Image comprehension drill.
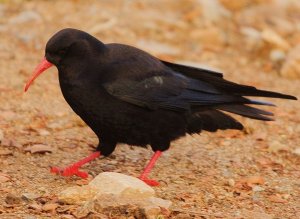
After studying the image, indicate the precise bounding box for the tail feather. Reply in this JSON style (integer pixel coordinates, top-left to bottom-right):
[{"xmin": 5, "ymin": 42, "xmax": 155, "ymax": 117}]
[
  {"xmin": 217, "ymin": 104, "xmax": 274, "ymax": 121},
  {"xmin": 162, "ymin": 60, "xmax": 297, "ymax": 127},
  {"xmin": 187, "ymin": 110, "xmax": 244, "ymax": 133},
  {"xmin": 249, "ymin": 100, "xmax": 276, "ymax": 106},
  {"xmin": 206, "ymin": 78, "xmax": 296, "ymax": 100}
]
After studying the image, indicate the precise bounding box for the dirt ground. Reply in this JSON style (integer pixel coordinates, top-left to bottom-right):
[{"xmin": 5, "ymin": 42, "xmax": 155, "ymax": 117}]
[{"xmin": 0, "ymin": 0, "xmax": 299, "ymax": 218}]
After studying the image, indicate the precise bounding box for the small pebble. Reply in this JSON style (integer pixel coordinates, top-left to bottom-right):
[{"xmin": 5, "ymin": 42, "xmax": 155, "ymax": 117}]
[
  {"xmin": 22, "ymin": 193, "xmax": 40, "ymax": 201},
  {"xmin": 252, "ymin": 185, "xmax": 265, "ymax": 192},
  {"xmin": 228, "ymin": 179, "xmax": 235, "ymax": 187},
  {"xmin": 42, "ymin": 203, "xmax": 58, "ymax": 212},
  {"xmin": 269, "ymin": 49, "xmax": 286, "ymax": 62},
  {"xmin": 293, "ymin": 148, "xmax": 300, "ymax": 156}
]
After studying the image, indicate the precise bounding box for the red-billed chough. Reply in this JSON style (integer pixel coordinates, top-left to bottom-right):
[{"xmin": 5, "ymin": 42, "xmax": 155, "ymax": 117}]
[{"xmin": 24, "ymin": 28, "xmax": 297, "ymax": 186}]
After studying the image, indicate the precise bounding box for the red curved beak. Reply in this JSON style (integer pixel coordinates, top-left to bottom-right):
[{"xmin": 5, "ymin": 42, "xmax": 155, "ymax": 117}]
[{"xmin": 24, "ymin": 57, "xmax": 53, "ymax": 92}]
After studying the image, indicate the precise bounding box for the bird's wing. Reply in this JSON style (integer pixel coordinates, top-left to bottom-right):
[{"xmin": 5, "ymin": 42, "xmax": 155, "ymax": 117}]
[{"xmin": 103, "ymin": 70, "xmax": 251, "ymax": 112}]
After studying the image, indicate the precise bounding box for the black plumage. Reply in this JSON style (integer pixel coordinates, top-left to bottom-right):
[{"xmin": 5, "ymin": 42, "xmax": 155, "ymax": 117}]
[{"xmin": 25, "ymin": 28, "xmax": 297, "ymax": 184}]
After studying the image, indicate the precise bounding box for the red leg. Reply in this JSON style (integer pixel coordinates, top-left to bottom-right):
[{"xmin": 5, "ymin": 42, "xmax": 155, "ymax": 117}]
[
  {"xmin": 139, "ymin": 151, "xmax": 162, "ymax": 186},
  {"xmin": 50, "ymin": 151, "xmax": 100, "ymax": 178}
]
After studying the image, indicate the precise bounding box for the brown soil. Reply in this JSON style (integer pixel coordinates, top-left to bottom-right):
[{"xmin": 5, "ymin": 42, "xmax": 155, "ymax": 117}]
[{"xmin": 0, "ymin": 0, "xmax": 299, "ymax": 218}]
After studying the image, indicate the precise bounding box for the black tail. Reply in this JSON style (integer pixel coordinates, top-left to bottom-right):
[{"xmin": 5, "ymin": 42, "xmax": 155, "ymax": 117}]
[
  {"xmin": 162, "ymin": 60, "xmax": 297, "ymax": 100},
  {"xmin": 163, "ymin": 60, "xmax": 297, "ymax": 124},
  {"xmin": 216, "ymin": 104, "xmax": 274, "ymax": 121},
  {"xmin": 187, "ymin": 109, "xmax": 244, "ymax": 133}
]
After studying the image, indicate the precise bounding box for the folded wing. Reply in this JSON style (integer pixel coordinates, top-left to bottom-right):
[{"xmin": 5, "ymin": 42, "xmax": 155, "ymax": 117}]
[{"xmin": 103, "ymin": 60, "xmax": 296, "ymax": 132}]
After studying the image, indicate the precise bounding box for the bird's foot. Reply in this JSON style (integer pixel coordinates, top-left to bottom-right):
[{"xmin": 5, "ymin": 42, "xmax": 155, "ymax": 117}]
[
  {"xmin": 50, "ymin": 151, "xmax": 100, "ymax": 179},
  {"xmin": 139, "ymin": 177, "xmax": 160, "ymax": 186},
  {"xmin": 50, "ymin": 166, "xmax": 88, "ymax": 179}
]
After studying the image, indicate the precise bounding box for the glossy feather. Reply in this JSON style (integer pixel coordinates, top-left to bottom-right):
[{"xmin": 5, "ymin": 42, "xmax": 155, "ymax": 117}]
[{"xmin": 41, "ymin": 28, "xmax": 297, "ymax": 156}]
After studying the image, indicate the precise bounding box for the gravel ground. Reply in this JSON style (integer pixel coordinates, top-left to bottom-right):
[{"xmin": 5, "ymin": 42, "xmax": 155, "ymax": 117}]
[{"xmin": 0, "ymin": 0, "xmax": 299, "ymax": 218}]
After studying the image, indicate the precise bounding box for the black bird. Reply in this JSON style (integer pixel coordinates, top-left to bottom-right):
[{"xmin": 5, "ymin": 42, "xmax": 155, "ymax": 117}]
[{"xmin": 24, "ymin": 28, "xmax": 297, "ymax": 186}]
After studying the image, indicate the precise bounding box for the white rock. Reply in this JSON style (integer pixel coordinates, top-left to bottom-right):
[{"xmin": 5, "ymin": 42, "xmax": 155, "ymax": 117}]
[
  {"xmin": 268, "ymin": 141, "xmax": 287, "ymax": 153},
  {"xmin": 228, "ymin": 178, "xmax": 235, "ymax": 187},
  {"xmin": 197, "ymin": 0, "xmax": 231, "ymax": 24},
  {"xmin": 21, "ymin": 193, "xmax": 40, "ymax": 201},
  {"xmin": 252, "ymin": 185, "xmax": 265, "ymax": 192},
  {"xmin": 24, "ymin": 144, "xmax": 53, "ymax": 154},
  {"xmin": 9, "ymin": 11, "xmax": 41, "ymax": 24},
  {"xmin": 79, "ymin": 194, "xmax": 171, "ymax": 219},
  {"xmin": 269, "ymin": 49, "xmax": 286, "ymax": 62},
  {"xmin": 59, "ymin": 172, "xmax": 171, "ymax": 218},
  {"xmin": 293, "ymin": 148, "xmax": 300, "ymax": 156},
  {"xmin": 59, "ymin": 172, "xmax": 155, "ymax": 204},
  {"xmin": 89, "ymin": 172, "xmax": 155, "ymax": 198},
  {"xmin": 37, "ymin": 129, "xmax": 50, "ymax": 136},
  {"xmin": 143, "ymin": 205, "xmax": 161, "ymax": 219},
  {"xmin": 58, "ymin": 186, "xmax": 97, "ymax": 205},
  {"xmin": 270, "ymin": 17, "xmax": 295, "ymax": 36},
  {"xmin": 240, "ymin": 27, "xmax": 261, "ymax": 40},
  {"xmin": 261, "ymin": 29, "xmax": 290, "ymax": 51},
  {"xmin": 147, "ymin": 197, "xmax": 172, "ymax": 209}
]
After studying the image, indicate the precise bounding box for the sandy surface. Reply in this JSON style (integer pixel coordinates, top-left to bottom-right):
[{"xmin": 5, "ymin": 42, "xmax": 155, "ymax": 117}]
[{"xmin": 0, "ymin": 0, "xmax": 299, "ymax": 218}]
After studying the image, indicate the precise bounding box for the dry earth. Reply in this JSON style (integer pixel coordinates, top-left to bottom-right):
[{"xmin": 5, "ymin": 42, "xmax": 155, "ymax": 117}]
[{"xmin": 0, "ymin": 0, "xmax": 299, "ymax": 218}]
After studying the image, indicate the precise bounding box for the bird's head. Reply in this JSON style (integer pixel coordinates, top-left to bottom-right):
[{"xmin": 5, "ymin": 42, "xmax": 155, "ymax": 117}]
[{"xmin": 24, "ymin": 28, "xmax": 103, "ymax": 92}]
